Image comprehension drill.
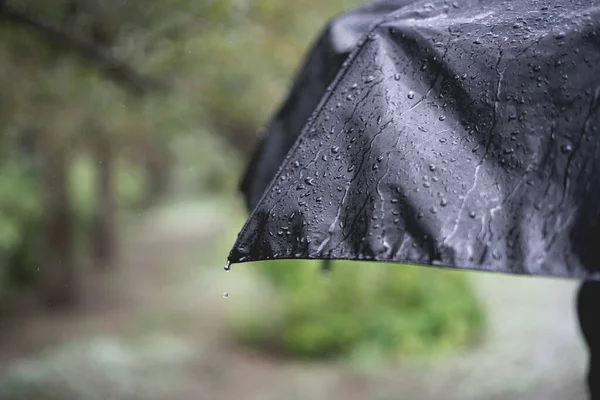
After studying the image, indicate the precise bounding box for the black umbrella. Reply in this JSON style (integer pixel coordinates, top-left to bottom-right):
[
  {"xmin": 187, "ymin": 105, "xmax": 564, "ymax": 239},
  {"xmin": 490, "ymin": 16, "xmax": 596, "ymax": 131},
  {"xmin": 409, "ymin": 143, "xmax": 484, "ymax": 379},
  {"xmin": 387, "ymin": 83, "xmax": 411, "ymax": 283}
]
[
  {"xmin": 231, "ymin": 0, "xmax": 600, "ymax": 279},
  {"xmin": 228, "ymin": 0, "xmax": 600, "ymax": 397}
]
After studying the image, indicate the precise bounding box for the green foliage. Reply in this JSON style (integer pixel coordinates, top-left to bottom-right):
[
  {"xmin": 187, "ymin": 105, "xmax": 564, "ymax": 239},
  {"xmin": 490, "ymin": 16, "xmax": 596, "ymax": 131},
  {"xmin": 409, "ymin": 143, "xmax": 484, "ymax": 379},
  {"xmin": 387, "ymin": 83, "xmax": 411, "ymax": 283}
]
[
  {"xmin": 71, "ymin": 156, "xmax": 147, "ymax": 217},
  {"xmin": 0, "ymin": 157, "xmax": 147, "ymax": 300},
  {"xmin": 0, "ymin": 162, "xmax": 42, "ymax": 296},
  {"xmin": 231, "ymin": 260, "xmax": 484, "ymax": 361}
]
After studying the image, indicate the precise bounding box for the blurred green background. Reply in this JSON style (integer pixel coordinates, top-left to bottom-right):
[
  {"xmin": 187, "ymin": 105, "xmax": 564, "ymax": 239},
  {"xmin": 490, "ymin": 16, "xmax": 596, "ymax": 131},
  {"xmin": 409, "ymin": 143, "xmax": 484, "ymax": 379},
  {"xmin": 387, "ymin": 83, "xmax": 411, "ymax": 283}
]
[{"xmin": 0, "ymin": 1, "xmax": 589, "ymax": 399}]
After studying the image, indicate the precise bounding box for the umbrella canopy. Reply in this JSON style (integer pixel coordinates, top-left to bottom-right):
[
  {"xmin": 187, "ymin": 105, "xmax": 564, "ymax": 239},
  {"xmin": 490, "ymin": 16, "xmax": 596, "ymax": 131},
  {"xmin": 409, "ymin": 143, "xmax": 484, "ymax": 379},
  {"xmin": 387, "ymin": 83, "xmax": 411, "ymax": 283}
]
[
  {"xmin": 230, "ymin": 0, "xmax": 600, "ymax": 280},
  {"xmin": 241, "ymin": 0, "xmax": 417, "ymax": 211}
]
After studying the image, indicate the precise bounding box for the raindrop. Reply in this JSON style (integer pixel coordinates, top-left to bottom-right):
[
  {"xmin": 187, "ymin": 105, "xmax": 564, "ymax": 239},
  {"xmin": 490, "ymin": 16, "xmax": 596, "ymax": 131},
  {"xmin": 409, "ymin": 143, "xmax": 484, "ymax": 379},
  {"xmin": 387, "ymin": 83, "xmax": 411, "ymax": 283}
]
[
  {"xmin": 223, "ymin": 292, "xmax": 229, "ymax": 299},
  {"xmin": 428, "ymin": 164, "xmax": 436, "ymax": 171},
  {"xmin": 332, "ymin": 146, "xmax": 340, "ymax": 154},
  {"xmin": 561, "ymin": 143, "xmax": 573, "ymax": 154},
  {"xmin": 364, "ymin": 75, "xmax": 375, "ymax": 83},
  {"xmin": 394, "ymin": 73, "xmax": 401, "ymax": 81},
  {"xmin": 423, "ymin": 182, "xmax": 431, "ymax": 188},
  {"xmin": 305, "ymin": 177, "xmax": 316, "ymax": 186},
  {"xmin": 430, "ymin": 207, "xmax": 437, "ymax": 214},
  {"xmin": 532, "ymin": 65, "xmax": 542, "ymax": 72},
  {"xmin": 555, "ymin": 32, "xmax": 565, "ymax": 40},
  {"xmin": 439, "ymin": 115, "xmax": 446, "ymax": 121},
  {"xmin": 440, "ymin": 198, "xmax": 448, "ymax": 207},
  {"xmin": 408, "ymin": 91, "xmax": 415, "ymax": 99},
  {"xmin": 348, "ymin": 165, "xmax": 356, "ymax": 172},
  {"xmin": 469, "ymin": 211, "xmax": 476, "ymax": 218},
  {"xmin": 439, "ymin": 138, "xmax": 447, "ymax": 143},
  {"xmin": 224, "ymin": 261, "xmax": 231, "ymax": 272}
]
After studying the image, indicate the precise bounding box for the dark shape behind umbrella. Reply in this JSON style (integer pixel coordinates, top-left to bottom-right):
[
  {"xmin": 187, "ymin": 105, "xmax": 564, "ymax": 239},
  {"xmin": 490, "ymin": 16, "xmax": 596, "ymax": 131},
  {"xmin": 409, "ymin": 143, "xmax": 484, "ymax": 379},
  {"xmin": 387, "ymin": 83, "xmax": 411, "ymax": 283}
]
[{"xmin": 231, "ymin": 0, "xmax": 600, "ymax": 280}]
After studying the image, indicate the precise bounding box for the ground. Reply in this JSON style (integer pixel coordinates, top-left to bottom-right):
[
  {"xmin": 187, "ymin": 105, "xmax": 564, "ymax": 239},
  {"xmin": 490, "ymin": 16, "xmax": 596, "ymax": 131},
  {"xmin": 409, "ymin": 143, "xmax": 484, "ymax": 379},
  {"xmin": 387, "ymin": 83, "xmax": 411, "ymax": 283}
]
[{"xmin": 0, "ymin": 198, "xmax": 590, "ymax": 400}]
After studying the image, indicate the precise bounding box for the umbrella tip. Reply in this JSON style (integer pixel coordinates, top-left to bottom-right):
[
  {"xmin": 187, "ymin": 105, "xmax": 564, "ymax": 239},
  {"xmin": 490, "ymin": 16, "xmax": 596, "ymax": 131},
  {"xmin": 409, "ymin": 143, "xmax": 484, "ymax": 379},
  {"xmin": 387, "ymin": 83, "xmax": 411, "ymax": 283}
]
[{"xmin": 224, "ymin": 260, "xmax": 231, "ymax": 272}]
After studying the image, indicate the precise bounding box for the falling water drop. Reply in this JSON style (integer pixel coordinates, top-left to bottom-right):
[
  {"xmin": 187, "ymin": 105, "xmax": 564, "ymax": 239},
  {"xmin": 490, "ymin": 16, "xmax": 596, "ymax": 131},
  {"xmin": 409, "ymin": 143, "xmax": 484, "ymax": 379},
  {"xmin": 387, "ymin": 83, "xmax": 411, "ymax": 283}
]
[
  {"xmin": 224, "ymin": 261, "xmax": 231, "ymax": 272},
  {"xmin": 223, "ymin": 292, "xmax": 229, "ymax": 299}
]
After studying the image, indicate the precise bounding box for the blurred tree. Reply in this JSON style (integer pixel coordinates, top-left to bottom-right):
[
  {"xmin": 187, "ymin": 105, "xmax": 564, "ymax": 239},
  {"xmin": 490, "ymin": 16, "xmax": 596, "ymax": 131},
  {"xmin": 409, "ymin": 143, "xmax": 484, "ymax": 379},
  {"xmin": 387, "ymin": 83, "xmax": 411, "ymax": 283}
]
[
  {"xmin": 38, "ymin": 138, "xmax": 77, "ymax": 306},
  {"xmin": 88, "ymin": 122, "xmax": 117, "ymax": 270},
  {"xmin": 0, "ymin": 0, "xmax": 369, "ymax": 308}
]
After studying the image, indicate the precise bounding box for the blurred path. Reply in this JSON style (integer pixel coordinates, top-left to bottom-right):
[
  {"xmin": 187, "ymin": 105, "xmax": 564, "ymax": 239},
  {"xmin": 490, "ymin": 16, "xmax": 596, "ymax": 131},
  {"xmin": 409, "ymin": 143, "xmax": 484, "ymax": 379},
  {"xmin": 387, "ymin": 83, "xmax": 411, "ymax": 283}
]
[
  {"xmin": 419, "ymin": 273, "xmax": 587, "ymax": 400},
  {"xmin": 0, "ymin": 199, "xmax": 590, "ymax": 400}
]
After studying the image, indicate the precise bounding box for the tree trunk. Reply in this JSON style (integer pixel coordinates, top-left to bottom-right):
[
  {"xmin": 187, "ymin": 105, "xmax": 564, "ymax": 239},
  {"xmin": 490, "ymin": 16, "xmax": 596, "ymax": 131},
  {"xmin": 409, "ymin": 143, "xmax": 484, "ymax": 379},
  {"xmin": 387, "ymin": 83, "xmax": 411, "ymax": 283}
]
[
  {"xmin": 91, "ymin": 133, "xmax": 117, "ymax": 270},
  {"xmin": 39, "ymin": 147, "xmax": 77, "ymax": 307},
  {"xmin": 143, "ymin": 152, "xmax": 171, "ymax": 207}
]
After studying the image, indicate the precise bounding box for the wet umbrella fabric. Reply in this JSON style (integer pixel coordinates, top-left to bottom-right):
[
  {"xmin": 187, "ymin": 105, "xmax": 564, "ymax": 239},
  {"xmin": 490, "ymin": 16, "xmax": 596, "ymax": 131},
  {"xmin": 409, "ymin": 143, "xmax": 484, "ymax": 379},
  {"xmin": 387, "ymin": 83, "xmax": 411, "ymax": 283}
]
[
  {"xmin": 241, "ymin": 0, "xmax": 417, "ymax": 212},
  {"xmin": 230, "ymin": 0, "xmax": 600, "ymax": 280}
]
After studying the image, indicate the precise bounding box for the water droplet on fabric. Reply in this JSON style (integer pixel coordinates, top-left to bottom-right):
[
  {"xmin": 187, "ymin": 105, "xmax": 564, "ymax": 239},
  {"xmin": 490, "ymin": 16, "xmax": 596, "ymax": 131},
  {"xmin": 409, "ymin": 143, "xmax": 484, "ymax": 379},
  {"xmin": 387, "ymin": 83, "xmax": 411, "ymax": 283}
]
[
  {"xmin": 305, "ymin": 177, "xmax": 316, "ymax": 186},
  {"xmin": 408, "ymin": 91, "xmax": 415, "ymax": 99},
  {"xmin": 561, "ymin": 143, "xmax": 573, "ymax": 154}
]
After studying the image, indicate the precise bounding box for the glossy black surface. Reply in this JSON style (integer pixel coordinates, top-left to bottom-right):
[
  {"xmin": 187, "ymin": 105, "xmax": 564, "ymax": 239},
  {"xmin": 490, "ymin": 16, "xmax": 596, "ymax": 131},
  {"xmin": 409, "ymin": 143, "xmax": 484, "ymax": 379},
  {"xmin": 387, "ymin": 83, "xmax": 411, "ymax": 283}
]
[{"xmin": 232, "ymin": 0, "xmax": 600, "ymax": 279}]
